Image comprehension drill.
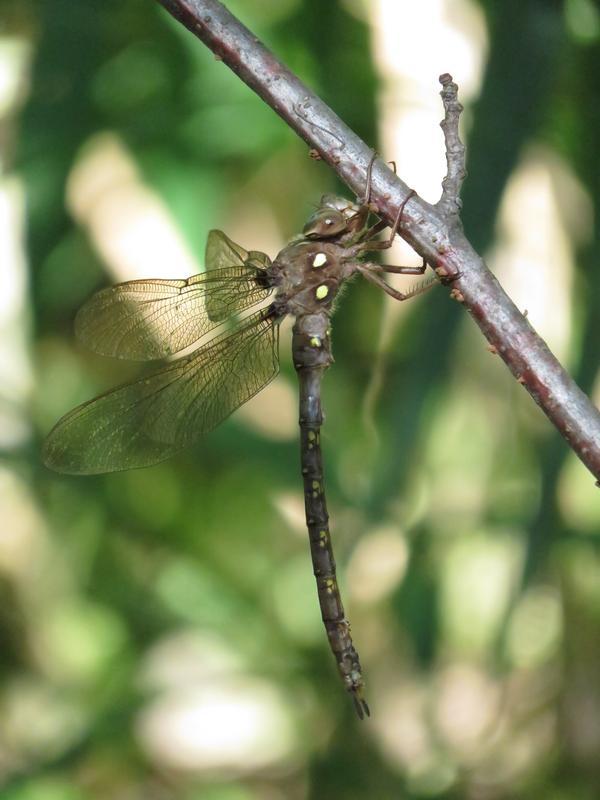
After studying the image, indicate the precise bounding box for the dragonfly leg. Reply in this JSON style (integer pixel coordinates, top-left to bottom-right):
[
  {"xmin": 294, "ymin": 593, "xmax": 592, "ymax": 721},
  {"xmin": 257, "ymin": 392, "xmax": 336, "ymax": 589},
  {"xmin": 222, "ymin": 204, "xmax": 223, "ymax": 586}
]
[
  {"xmin": 360, "ymin": 151, "xmax": 378, "ymax": 207},
  {"xmin": 357, "ymin": 217, "xmax": 388, "ymax": 243},
  {"xmin": 354, "ymin": 155, "xmax": 410, "ymax": 241},
  {"xmin": 361, "ymin": 151, "xmax": 399, "ymax": 203},
  {"xmin": 346, "ymin": 154, "xmax": 379, "ymax": 234},
  {"xmin": 361, "ymin": 152, "xmax": 398, "ymax": 208},
  {"xmin": 344, "ymin": 152, "xmax": 383, "ymax": 236},
  {"xmin": 386, "ymin": 189, "xmax": 416, "ymax": 243},
  {"xmin": 347, "ymin": 189, "xmax": 417, "ymax": 258},
  {"xmin": 358, "ymin": 262, "xmax": 437, "ymax": 301},
  {"xmin": 370, "ymin": 258, "xmax": 428, "ymax": 276}
]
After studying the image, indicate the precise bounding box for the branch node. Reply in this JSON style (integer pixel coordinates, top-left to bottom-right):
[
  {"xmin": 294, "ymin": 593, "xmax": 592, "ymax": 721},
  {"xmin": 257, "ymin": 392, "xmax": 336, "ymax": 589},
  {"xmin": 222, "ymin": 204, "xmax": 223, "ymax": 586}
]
[{"xmin": 436, "ymin": 73, "xmax": 466, "ymax": 225}]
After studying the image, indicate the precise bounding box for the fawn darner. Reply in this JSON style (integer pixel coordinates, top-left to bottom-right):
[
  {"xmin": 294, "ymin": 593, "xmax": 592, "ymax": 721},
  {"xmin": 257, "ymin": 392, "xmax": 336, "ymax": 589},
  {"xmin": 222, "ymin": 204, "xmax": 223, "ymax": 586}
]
[{"xmin": 42, "ymin": 157, "xmax": 431, "ymax": 718}]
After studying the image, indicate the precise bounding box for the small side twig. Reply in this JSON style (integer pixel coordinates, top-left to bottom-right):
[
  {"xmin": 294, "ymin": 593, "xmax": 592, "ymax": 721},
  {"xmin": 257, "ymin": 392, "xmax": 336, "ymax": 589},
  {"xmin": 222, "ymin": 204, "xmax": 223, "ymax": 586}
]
[{"xmin": 437, "ymin": 73, "xmax": 466, "ymax": 225}]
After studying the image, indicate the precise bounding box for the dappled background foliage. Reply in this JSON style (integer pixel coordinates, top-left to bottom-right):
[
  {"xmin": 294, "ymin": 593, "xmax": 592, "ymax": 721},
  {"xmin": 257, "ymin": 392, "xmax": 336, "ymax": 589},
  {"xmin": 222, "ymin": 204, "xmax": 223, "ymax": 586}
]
[{"xmin": 2, "ymin": 0, "xmax": 600, "ymax": 798}]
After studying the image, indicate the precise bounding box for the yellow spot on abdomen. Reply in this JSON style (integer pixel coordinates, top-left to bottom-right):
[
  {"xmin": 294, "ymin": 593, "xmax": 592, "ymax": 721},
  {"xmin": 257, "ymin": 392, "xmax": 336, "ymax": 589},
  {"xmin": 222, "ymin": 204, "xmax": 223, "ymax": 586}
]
[
  {"xmin": 309, "ymin": 336, "xmax": 322, "ymax": 347},
  {"xmin": 316, "ymin": 285, "xmax": 329, "ymax": 300}
]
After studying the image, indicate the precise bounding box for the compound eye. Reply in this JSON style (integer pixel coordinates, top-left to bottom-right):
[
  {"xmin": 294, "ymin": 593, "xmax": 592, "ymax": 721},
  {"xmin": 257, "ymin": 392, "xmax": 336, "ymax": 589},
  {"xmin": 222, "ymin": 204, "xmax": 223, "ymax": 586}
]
[{"xmin": 303, "ymin": 209, "xmax": 346, "ymax": 238}]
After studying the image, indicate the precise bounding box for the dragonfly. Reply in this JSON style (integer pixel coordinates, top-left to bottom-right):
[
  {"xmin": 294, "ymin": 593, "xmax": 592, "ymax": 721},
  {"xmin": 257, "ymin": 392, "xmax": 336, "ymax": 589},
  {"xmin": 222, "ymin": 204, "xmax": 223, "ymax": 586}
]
[{"xmin": 42, "ymin": 156, "xmax": 432, "ymax": 718}]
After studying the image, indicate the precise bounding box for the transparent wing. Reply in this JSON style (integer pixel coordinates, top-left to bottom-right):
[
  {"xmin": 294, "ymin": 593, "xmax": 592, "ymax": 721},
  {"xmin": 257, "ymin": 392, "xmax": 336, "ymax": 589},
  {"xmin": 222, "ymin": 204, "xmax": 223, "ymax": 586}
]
[
  {"xmin": 43, "ymin": 310, "xmax": 280, "ymax": 475},
  {"xmin": 75, "ymin": 260, "xmax": 272, "ymax": 361},
  {"xmin": 205, "ymin": 229, "xmax": 249, "ymax": 271},
  {"xmin": 204, "ymin": 230, "xmax": 272, "ymax": 322}
]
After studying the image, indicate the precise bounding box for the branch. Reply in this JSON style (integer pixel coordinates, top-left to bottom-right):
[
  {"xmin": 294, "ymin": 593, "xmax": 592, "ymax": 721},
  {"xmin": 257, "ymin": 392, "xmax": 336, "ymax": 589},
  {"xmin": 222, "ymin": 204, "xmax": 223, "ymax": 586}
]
[
  {"xmin": 155, "ymin": 0, "xmax": 600, "ymax": 483},
  {"xmin": 437, "ymin": 72, "xmax": 466, "ymax": 225}
]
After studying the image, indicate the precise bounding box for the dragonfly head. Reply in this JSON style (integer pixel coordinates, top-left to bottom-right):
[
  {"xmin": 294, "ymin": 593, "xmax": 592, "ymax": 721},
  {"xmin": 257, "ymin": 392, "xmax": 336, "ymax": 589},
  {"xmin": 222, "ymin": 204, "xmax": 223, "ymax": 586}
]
[{"xmin": 303, "ymin": 194, "xmax": 361, "ymax": 239}]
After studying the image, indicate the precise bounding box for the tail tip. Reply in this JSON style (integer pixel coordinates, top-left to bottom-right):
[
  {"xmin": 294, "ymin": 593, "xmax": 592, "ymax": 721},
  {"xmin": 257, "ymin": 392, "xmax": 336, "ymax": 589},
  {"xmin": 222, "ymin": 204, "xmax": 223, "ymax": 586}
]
[{"xmin": 351, "ymin": 689, "xmax": 370, "ymax": 720}]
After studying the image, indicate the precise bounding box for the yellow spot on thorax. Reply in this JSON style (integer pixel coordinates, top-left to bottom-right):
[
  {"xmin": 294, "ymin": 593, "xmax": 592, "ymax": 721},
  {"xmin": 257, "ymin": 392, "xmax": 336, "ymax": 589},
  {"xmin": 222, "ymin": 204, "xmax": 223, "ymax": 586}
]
[
  {"xmin": 312, "ymin": 252, "xmax": 327, "ymax": 268},
  {"xmin": 316, "ymin": 285, "xmax": 329, "ymax": 300}
]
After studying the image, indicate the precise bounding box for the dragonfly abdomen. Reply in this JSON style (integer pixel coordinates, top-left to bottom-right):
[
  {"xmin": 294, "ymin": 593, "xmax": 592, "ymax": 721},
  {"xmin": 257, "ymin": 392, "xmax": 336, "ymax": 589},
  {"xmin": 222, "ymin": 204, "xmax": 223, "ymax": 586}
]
[{"xmin": 293, "ymin": 312, "xmax": 369, "ymax": 719}]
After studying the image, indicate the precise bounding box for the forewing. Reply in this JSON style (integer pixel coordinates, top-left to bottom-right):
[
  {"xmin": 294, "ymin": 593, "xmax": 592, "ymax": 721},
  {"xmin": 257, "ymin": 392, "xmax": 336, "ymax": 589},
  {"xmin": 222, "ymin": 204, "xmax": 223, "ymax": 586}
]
[
  {"xmin": 43, "ymin": 310, "xmax": 280, "ymax": 474},
  {"xmin": 75, "ymin": 266, "xmax": 271, "ymax": 360},
  {"xmin": 204, "ymin": 230, "xmax": 271, "ymax": 322}
]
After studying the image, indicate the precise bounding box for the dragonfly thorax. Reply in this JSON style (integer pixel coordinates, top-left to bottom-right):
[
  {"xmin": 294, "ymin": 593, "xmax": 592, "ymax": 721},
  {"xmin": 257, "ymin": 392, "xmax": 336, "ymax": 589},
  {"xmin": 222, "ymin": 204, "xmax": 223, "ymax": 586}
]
[{"xmin": 272, "ymin": 239, "xmax": 354, "ymax": 317}]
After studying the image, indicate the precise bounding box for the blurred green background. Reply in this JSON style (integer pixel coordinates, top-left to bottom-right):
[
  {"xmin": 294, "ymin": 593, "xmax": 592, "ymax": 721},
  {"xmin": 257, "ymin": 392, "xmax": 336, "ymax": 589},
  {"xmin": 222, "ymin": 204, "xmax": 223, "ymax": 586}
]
[{"xmin": 1, "ymin": 0, "xmax": 600, "ymax": 797}]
